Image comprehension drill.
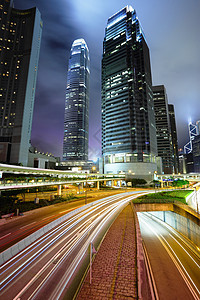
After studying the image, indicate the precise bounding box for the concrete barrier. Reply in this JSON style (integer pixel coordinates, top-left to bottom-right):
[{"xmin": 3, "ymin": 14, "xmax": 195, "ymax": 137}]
[
  {"xmin": 0, "ymin": 203, "xmax": 92, "ymax": 265},
  {"xmin": 0, "ymin": 194, "xmax": 128, "ymax": 266},
  {"xmin": 131, "ymin": 203, "xmax": 154, "ymax": 299},
  {"xmin": 148, "ymin": 210, "xmax": 200, "ymax": 247}
]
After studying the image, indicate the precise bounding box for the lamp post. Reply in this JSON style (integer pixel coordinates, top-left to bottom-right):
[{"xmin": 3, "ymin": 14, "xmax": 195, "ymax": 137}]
[
  {"xmin": 195, "ymin": 187, "xmax": 199, "ymax": 214},
  {"xmin": 85, "ymin": 172, "xmax": 88, "ymax": 205},
  {"xmin": 92, "ymin": 166, "xmax": 96, "ymax": 173}
]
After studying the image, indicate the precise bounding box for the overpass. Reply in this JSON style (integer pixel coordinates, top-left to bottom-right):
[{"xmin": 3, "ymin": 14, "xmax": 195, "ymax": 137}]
[
  {"xmin": 0, "ymin": 163, "xmax": 125, "ymax": 192},
  {"xmin": 156, "ymin": 172, "xmax": 200, "ymax": 183}
]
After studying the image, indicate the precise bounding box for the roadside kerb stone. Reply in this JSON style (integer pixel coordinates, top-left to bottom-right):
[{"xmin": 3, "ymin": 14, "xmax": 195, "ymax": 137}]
[{"xmin": 77, "ymin": 204, "xmax": 141, "ymax": 299}]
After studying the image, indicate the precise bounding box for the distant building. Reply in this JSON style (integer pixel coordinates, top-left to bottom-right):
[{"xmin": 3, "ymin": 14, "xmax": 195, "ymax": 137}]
[
  {"xmin": 182, "ymin": 120, "xmax": 200, "ymax": 173},
  {"xmin": 192, "ymin": 135, "xmax": 200, "ymax": 173},
  {"xmin": 196, "ymin": 120, "xmax": 200, "ymax": 135},
  {"xmin": 184, "ymin": 122, "xmax": 198, "ymax": 154},
  {"xmin": 153, "ymin": 85, "xmax": 174, "ymax": 174},
  {"xmin": 102, "ymin": 6, "xmax": 158, "ymax": 180},
  {"xmin": 63, "ymin": 39, "xmax": 90, "ymax": 162},
  {"xmin": 58, "ymin": 160, "xmax": 99, "ymax": 173},
  {"xmin": 168, "ymin": 104, "xmax": 179, "ymax": 173},
  {"xmin": 185, "ymin": 153, "xmax": 194, "ymax": 173},
  {"xmin": 0, "ymin": 0, "xmax": 42, "ymax": 166},
  {"xmin": 28, "ymin": 146, "xmax": 59, "ymax": 169},
  {"xmin": 178, "ymin": 154, "xmax": 186, "ymax": 174}
]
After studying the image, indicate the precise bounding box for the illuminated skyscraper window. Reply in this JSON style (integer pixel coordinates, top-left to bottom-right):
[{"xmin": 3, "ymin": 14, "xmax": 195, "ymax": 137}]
[
  {"xmin": 102, "ymin": 6, "xmax": 157, "ymax": 176},
  {"xmin": 63, "ymin": 39, "xmax": 90, "ymax": 161},
  {"xmin": 153, "ymin": 85, "xmax": 174, "ymax": 174},
  {"xmin": 0, "ymin": 0, "xmax": 42, "ymax": 166},
  {"xmin": 168, "ymin": 104, "xmax": 179, "ymax": 173}
]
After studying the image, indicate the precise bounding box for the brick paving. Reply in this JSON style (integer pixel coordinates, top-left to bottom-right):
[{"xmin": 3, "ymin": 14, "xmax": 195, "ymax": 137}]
[{"xmin": 77, "ymin": 204, "xmax": 138, "ymax": 300}]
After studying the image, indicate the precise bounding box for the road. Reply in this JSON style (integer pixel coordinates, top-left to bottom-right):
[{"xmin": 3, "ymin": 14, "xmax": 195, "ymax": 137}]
[
  {"xmin": 138, "ymin": 212, "xmax": 200, "ymax": 300},
  {"xmin": 0, "ymin": 189, "xmax": 127, "ymax": 252},
  {"xmin": 0, "ymin": 191, "xmax": 144, "ymax": 300}
]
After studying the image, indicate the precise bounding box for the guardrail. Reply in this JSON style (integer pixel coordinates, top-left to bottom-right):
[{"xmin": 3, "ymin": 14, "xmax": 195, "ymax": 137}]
[
  {"xmin": 0, "ymin": 201, "xmax": 94, "ymax": 265},
  {"xmin": 131, "ymin": 202, "xmax": 158, "ymax": 299},
  {"xmin": 0, "ymin": 193, "xmax": 130, "ymax": 266},
  {"xmin": 0, "ymin": 177, "xmax": 125, "ymax": 191}
]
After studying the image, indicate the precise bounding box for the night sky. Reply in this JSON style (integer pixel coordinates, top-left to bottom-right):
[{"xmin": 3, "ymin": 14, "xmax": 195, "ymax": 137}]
[{"xmin": 14, "ymin": 0, "xmax": 200, "ymax": 160}]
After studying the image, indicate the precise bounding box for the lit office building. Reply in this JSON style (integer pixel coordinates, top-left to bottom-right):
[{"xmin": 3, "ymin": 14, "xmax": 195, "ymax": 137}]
[
  {"xmin": 63, "ymin": 39, "xmax": 90, "ymax": 162},
  {"xmin": 168, "ymin": 104, "xmax": 179, "ymax": 173},
  {"xmin": 102, "ymin": 6, "xmax": 158, "ymax": 179},
  {"xmin": 0, "ymin": 0, "xmax": 42, "ymax": 166},
  {"xmin": 192, "ymin": 135, "xmax": 200, "ymax": 173},
  {"xmin": 153, "ymin": 85, "xmax": 174, "ymax": 174},
  {"xmin": 196, "ymin": 120, "xmax": 200, "ymax": 135}
]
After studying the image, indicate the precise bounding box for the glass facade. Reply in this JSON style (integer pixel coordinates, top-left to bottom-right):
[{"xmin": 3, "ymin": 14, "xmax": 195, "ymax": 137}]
[
  {"xmin": 168, "ymin": 104, "xmax": 179, "ymax": 173},
  {"xmin": 0, "ymin": 0, "xmax": 42, "ymax": 166},
  {"xmin": 102, "ymin": 6, "xmax": 157, "ymax": 168},
  {"xmin": 153, "ymin": 85, "xmax": 174, "ymax": 173},
  {"xmin": 63, "ymin": 39, "xmax": 90, "ymax": 161}
]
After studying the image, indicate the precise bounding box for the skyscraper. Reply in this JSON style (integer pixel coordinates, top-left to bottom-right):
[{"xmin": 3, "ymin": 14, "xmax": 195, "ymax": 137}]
[
  {"xmin": 184, "ymin": 122, "xmax": 198, "ymax": 154},
  {"xmin": 168, "ymin": 104, "xmax": 179, "ymax": 173},
  {"xmin": 63, "ymin": 39, "xmax": 90, "ymax": 162},
  {"xmin": 102, "ymin": 6, "xmax": 157, "ymax": 178},
  {"xmin": 196, "ymin": 120, "xmax": 200, "ymax": 135},
  {"xmin": 153, "ymin": 85, "xmax": 174, "ymax": 174},
  {"xmin": 0, "ymin": 0, "xmax": 42, "ymax": 166}
]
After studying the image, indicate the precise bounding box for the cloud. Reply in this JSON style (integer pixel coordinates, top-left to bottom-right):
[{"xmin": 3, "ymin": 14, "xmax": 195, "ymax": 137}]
[{"xmin": 14, "ymin": 0, "xmax": 200, "ymax": 157}]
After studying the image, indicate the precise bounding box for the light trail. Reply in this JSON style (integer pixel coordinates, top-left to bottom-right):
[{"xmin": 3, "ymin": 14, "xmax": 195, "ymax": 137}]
[
  {"xmin": 0, "ymin": 192, "xmax": 144, "ymax": 299},
  {"xmin": 138, "ymin": 213, "xmax": 200, "ymax": 300},
  {"xmin": 20, "ymin": 222, "xmax": 36, "ymax": 230},
  {"xmin": 0, "ymin": 233, "xmax": 11, "ymax": 241},
  {"xmin": 1, "ymin": 193, "xmax": 125, "ymax": 270}
]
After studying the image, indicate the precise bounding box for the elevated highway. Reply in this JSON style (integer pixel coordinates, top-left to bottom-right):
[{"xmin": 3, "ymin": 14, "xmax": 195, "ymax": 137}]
[{"xmin": 0, "ymin": 163, "xmax": 125, "ymax": 192}]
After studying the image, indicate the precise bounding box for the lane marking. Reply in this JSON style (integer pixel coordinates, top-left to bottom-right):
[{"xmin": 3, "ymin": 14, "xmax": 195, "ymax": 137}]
[
  {"xmin": 1, "ymin": 192, "xmax": 141, "ymax": 293},
  {"xmin": 0, "ymin": 233, "xmax": 11, "ymax": 240},
  {"xmin": 20, "ymin": 222, "xmax": 36, "ymax": 229},
  {"xmin": 42, "ymin": 216, "xmax": 54, "ymax": 220},
  {"xmin": 140, "ymin": 215, "xmax": 200, "ymax": 299},
  {"xmin": 169, "ymin": 233, "xmax": 200, "ymax": 269},
  {"xmin": 58, "ymin": 206, "xmax": 82, "ymax": 214}
]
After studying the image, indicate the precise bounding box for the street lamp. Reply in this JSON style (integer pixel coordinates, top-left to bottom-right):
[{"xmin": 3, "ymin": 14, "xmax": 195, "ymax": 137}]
[
  {"xmin": 85, "ymin": 172, "xmax": 88, "ymax": 205},
  {"xmin": 195, "ymin": 187, "xmax": 199, "ymax": 214},
  {"xmin": 92, "ymin": 166, "xmax": 96, "ymax": 173}
]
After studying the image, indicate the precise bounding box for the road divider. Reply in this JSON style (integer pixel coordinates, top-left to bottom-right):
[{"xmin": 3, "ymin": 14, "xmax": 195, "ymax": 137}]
[{"xmin": 0, "ymin": 193, "xmax": 134, "ymax": 266}]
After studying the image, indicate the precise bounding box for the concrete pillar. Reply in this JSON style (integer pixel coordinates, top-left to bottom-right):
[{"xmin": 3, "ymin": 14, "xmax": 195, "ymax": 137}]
[
  {"xmin": 97, "ymin": 181, "xmax": 100, "ymax": 190},
  {"xmin": 161, "ymin": 181, "xmax": 164, "ymax": 188},
  {"xmin": 57, "ymin": 185, "xmax": 62, "ymax": 196},
  {"xmin": 111, "ymin": 180, "xmax": 114, "ymax": 187}
]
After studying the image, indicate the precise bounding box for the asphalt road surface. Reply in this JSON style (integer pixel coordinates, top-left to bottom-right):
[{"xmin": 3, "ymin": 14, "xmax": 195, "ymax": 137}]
[
  {"xmin": 0, "ymin": 191, "xmax": 144, "ymax": 300},
  {"xmin": 138, "ymin": 212, "xmax": 200, "ymax": 300},
  {"xmin": 0, "ymin": 189, "xmax": 126, "ymax": 252}
]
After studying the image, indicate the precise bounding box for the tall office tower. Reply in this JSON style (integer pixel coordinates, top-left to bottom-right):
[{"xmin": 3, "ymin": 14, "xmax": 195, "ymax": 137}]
[
  {"xmin": 153, "ymin": 85, "xmax": 174, "ymax": 173},
  {"xmin": 184, "ymin": 122, "xmax": 198, "ymax": 154},
  {"xmin": 0, "ymin": 0, "xmax": 42, "ymax": 166},
  {"xmin": 102, "ymin": 6, "xmax": 157, "ymax": 178},
  {"xmin": 168, "ymin": 104, "xmax": 179, "ymax": 173},
  {"xmin": 63, "ymin": 39, "xmax": 90, "ymax": 162},
  {"xmin": 192, "ymin": 135, "xmax": 200, "ymax": 172},
  {"xmin": 196, "ymin": 120, "xmax": 200, "ymax": 135}
]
